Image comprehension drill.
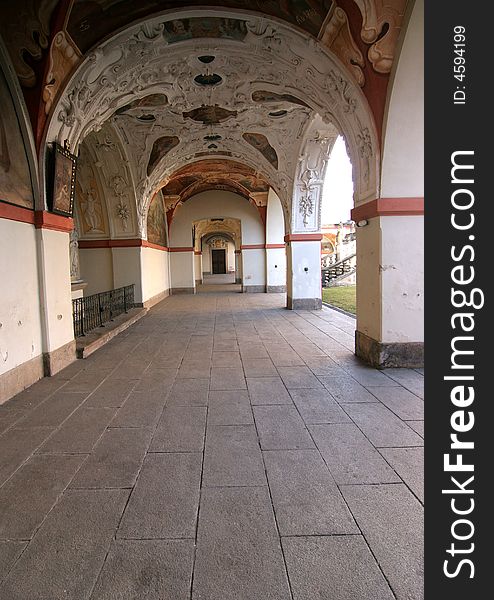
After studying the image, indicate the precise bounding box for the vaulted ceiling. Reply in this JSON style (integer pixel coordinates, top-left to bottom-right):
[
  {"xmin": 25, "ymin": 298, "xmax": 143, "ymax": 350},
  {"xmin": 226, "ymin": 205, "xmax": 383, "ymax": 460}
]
[{"xmin": 0, "ymin": 1, "xmax": 411, "ymax": 237}]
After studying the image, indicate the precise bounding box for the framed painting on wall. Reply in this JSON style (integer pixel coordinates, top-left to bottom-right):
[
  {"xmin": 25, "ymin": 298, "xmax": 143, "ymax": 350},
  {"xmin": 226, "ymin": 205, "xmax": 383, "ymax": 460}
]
[{"xmin": 51, "ymin": 143, "xmax": 77, "ymax": 217}]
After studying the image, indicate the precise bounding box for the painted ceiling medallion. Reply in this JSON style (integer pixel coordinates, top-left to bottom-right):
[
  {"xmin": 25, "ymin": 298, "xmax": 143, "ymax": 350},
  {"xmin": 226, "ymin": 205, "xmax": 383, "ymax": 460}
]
[
  {"xmin": 269, "ymin": 110, "xmax": 288, "ymax": 118},
  {"xmin": 183, "ymin": 105, "xmax": 238, "ymax": 125},
  {"xmin": 194, "ymin": 73, "xmax": 223, "ymax": 86},
  {"xmin": 204, "ymin": 134, "xmax": 222, "ymax": 141},
  {"xmin": 252, "ymin": 91, "xmax": 310, "ymax": 109},
  {"xmin": 147, "ymin": 136, "xmax": 180, "ymax": 176},
  {"xmin": 198, "ymin": 55, "xmax": 215, "ymax": 64},
  {"xmin": 242, "ymin": 133, "xmax": 278, "ymax": 170}
]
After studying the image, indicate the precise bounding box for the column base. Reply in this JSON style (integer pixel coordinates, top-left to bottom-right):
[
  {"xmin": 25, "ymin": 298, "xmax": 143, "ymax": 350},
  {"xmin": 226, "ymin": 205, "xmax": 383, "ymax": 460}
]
[
  {"xmin": 267, "ymin": 285, "xmax": 287, "ymax": 293},
  {"xmin": 171, "ymin": 287, "xmax": 196, "ymax": 295},
  {"xmin": 242, "ymin": 285, "xmax": 266, "ymax": 293},
  {"xmin": 355, "ymin": 330, "xmax": 424, "ymax": 369},
  {"xmin": 43, "ymin": 339, "xmax": 77, "ymax": 376},
  {"xmin": 287, "ymin": 296, "xmax": 322, "ymax": 310},
  {"xmin": 0, "ymin": 355, "xmax": 44, "ymax": 405}
]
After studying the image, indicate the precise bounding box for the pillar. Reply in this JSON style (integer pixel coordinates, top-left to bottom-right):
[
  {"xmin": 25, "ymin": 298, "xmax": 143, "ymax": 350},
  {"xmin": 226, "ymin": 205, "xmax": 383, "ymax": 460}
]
[
  {"xmin": 169, "ymin": 248, "xmax": 195, "ymax": 294},
  {"xmin": 285, "ymin": 234, "xmax": 323, "ymax": 310},
  {"xmin": 194, "ymin": 251, "xmax": 203, "ymax": 286},
  {"xmin": 266, "ymin": 189, "xmax": 286, "ymax": 292},
  {"xmin": 352, "ymin": 0, "xmax": 424, "ymax": 367}
]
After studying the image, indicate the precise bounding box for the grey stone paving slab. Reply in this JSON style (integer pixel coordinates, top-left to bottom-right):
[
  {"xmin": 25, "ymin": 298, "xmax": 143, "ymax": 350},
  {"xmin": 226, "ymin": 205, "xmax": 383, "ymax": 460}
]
[
  {"xmin": 177, "ymin": 362, "xmax": 211, "ymax": 379},
  {"xmin": 282, "ymin": 536, "xmax": 395, "ymax": 600},
  {"xmin": 210, "ymin": 367, "xmax": 246, "ymax": 390},
  {"xmin": 342, "ymin": 365, "xmax": 399, "ymax": 387},
  {"xmin": 111, "ymin": 391, "xmax": 166, "ymax": 429},
  {"xmin": 213, "ymin": 339, "xmax": 239, "ymax": 352},
  {"xmin": 379, "ymin": 447, "xmax": 424, "ymax": 502},
  {"xmin": 0, "ymin": 427, "xmax": 55, "ymax": 485},
  {"xmin": 70, "ymin": 427, "xmax": 153, "ymax": 489},
  {"xmin": 193, "ymin": 486, "xmax": 291, "ymax": 600},
  {"xmin": 203, "ymin": 425, "xmax": 266, "ymax": 487},
  {"xmin": 37, "ymin": 407, "xmax": 116, "ymax": 454},
  {"xmin": 211, "ymin": 351, "xmax": 242, "ymax": 368},
  {"xmin": 239, "ymin": 345, "xmax": 270, "ymax": 359},
  {"xmin": 171, "ymin": 378, "xmax": 209, "ymax": 391},
  {"xmin": 241, "ymin": 358, "xmax": 277, "ymax": 378},
  {"xmin": 269, "ymin": 352, "xmax": 306, "ymax": 367},
  {"xmin": 150, "ymin": 406, "xmax": 206, "ymax": 452},
  {"xmin": 0, "ymin": 489, "xmax": 129, "ymax": 600},
  {"xmin": 84, "ymin": 379, "xmax": 136, "ymax": 408},
  {"xmin": 263, "ymin": 449, "xmax": 357, "ymax": 535},
  {"xmin": 0, "ymin": 541, "xmax": 26, "ymax": 583},
  {"xmin": 408, "ymin": 420, "xmax": 424, "ymax": 438},
  {"xmin": 303, "ymin": 357, "xmax": 346, "ymax": 377},
  {"xmin": 317, "ymin": 376, "xmax": 378, "ymax": 403},
  {"xmin": 167, "ymin": 389, "xmax": 209, "ymax": 407},
  {"xmin": 208, "ymin": 391, "xmax": 253, "ymax": 425},
  {"xmin": 368, "ymin": 386, "xmax": 424, "ymax": 420},
  {"xmin": 118, "ymin": 453, "xmax": 201, "ymax": 539},
  {"xmin": 0, "ymin": 409, "xmax": 25, "ymax": 434},
  {"xmin": 309, "ymin": 423, "xmax": 400, "ymax": 484},
  {"xmin": 289, "ymin": 389, "xmax": 351, "ymax": 424},
  {"xmin": 341, "ymin": 484, "xmax": 424, "ymax": 600},
  {"xmin": 384, "ymin": 368, "xmax": 424, "ymax": 398},
  {"xmin": 62, "ymin": 369, "xmax": 113, "ymax": 393},
  {"xmin": 91, "ymin": 539, "xmax": 194, "ymax": 600},
  {"xmin": 246, "ymin": 377, "xmax": 292, "ymax": 405},
  {"xmin": 342, "ymin": 403, "xmax": 424, "ymax": 448},
  {"xmin": 134, "ymin": 369, "xmax": 176, "ymax": 392},
  {"xmin": 15, "ymin": 392, "xmax": 88, "ymax": 428},
  {"xmin": 253, "ymin": 406, "xmax": 315, "ymax": 450},
  {"xmin": 277, "ymin": 366, "xmax": 324, "ymax": 389},
  {"xmin": 0, "ymin": 454, "xmax": 85, "ymax": 539}
]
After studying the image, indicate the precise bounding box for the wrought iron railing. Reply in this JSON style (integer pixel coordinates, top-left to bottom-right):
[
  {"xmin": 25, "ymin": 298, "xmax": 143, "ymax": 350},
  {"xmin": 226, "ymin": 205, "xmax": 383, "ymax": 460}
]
[
  {"xmin": 321, "ymin": 253, "xmax": 356, "ymax": 288},
  {"xmin": 72, "ymin": 284, "xmax": 135, "ymax": 337}
]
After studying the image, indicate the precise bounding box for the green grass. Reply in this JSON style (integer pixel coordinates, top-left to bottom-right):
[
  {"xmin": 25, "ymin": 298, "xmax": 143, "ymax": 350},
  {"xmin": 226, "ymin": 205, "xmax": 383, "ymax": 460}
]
[{"xmin": 322, "ymin": 285, "xmax": 356, "ymax": 315}]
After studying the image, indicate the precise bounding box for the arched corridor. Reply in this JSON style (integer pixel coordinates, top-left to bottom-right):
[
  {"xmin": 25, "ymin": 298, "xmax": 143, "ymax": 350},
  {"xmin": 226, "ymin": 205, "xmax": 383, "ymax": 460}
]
[{"xmin": 1, "ymin": 1, "xmax": 424, "ymax": 597}]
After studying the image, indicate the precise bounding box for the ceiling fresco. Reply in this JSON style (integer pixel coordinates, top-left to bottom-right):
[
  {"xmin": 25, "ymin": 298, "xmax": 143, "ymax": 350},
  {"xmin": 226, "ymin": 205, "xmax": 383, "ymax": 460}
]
[{"xmin": 67, "ymin": 1, "xmax": 334, "ymax": 53}]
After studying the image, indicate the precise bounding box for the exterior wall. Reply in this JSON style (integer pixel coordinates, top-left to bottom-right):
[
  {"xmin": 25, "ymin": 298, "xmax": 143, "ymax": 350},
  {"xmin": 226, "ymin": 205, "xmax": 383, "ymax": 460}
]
[
  {"xmin": 381, "ymin": 0, "xmax": 424, "ymax": 198},
  {"xmin": 141, "ymin": 246, "xmax": 170, "ymax": 304},
  {"xmin": 79, "ymin": 248, "xmax": 114, "ymax": 295},
  {"xmin": 0, "ymin": 219, "xmax": 43, "ymax": 382}
]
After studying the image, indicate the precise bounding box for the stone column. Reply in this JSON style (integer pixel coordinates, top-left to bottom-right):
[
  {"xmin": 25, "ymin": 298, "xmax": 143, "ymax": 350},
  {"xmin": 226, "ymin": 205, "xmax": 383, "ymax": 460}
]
[
  {"xmin": 285, "ymin": 234, "xmax": 322, "ymax": 310},
  {"xmin": 352, "ymin": 199, "xmax": 424, "ymax": 368}
]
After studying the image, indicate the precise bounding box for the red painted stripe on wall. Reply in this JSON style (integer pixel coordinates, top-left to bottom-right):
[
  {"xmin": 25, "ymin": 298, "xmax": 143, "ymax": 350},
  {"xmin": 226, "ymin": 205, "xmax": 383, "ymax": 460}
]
[
  {"xmin": 284, "ymin": 233, "xmax": 323, "ymax": 242},
  {"xmin": 351, "ymin": 197, "xmax": 424, "ymax": 222}
]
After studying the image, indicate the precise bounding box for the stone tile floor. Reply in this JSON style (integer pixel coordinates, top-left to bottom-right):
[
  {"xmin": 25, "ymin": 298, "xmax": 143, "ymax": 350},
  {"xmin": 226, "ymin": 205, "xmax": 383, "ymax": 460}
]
[{"xmin": 0, "ymin": 293, "xmax": 424, "ymax": 600}]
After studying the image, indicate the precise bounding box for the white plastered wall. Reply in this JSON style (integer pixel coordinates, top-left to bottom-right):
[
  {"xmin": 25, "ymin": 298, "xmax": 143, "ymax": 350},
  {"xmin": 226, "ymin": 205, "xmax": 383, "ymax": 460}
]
[
  {"xmin": 79, "ymin": 248, "xmax": 114, "ymax": 295},
  {"xmin": 0, "ymin": 220, "xmax": 43, "ymax": 376},
  {"xmin": 381, "ymin": 0, "xmax": 424, "ymax": 198},
  {"xmin": 170, "ymin": 191, "xmax": 265, "ymax": 289},
  {"xmin": 141, "ymin": 247, "xmax": 170, "ymax": 302},
  {"xmin": 111, "ymin": 247, "xmax": 143, "ymax": 304},
  {"xmin": 37, "ymin": 229, "xmax": 75, "ymax": 352}
]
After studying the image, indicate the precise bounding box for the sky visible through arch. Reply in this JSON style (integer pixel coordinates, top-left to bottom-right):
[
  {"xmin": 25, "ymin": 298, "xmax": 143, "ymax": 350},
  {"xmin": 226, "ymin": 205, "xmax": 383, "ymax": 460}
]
[{"xmin": 321, "ymin": 135, "xmax": 354, "ymax": 226}]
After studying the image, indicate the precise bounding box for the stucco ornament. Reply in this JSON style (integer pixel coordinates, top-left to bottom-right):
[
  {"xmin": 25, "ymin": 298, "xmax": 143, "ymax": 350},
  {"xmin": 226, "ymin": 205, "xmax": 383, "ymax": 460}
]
[
  {"xmin": 353, "ymin": 0, "xmax": 407, "ymax": 73},
  {"xmin": 46, "ymin": 11, "xmax": 379, "ymax": 230}
]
